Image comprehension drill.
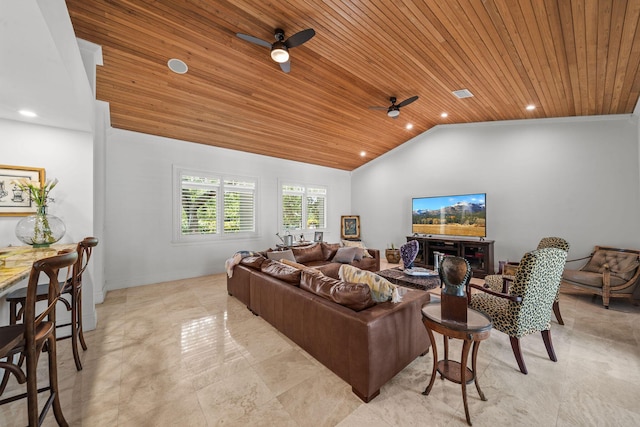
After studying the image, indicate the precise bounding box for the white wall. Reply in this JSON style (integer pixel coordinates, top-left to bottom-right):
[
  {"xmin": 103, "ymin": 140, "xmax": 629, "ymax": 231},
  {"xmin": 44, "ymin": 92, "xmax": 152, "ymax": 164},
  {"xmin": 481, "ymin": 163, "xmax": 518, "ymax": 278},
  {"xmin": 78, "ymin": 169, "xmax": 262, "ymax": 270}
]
[
  {"xmin": 104, "ymin": 129, "xmax": 351, "ymax": 289},
  {"xmin": 0, "ymin": 118, "xmax": 95, "ymax": 325},
  {"xmin": 352, "ymin": 115, "xmax": 640, "ymax": 269}
]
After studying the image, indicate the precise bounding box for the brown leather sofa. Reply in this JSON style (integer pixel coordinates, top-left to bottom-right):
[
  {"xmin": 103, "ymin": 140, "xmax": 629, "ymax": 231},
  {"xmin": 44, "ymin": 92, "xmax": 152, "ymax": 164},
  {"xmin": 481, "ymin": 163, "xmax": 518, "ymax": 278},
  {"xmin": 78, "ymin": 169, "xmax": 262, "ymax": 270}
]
[{"xmin": 227, "ymin": 253, "xmax": 430, "ymax": 402}]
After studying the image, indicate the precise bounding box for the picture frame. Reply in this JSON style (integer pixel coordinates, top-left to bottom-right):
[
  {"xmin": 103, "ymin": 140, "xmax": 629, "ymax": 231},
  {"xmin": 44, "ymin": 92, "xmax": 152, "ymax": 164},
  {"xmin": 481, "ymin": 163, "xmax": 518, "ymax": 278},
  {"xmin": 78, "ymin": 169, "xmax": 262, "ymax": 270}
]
[
  {"xmin": 0, "ymin": 165, "xmax": 45, "ymax": 216},
  {"xmin": 314, "ymin": 231, "xmax": 323, "ymax": 242},
  {"xmin": 341, "ymin": 215, "xmax": 360, "ymax": 239}
]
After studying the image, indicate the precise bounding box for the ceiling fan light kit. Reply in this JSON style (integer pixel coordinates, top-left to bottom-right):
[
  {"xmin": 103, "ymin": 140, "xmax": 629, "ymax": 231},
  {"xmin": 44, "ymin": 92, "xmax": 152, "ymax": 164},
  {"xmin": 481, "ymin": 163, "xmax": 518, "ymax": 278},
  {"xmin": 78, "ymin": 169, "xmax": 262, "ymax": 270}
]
[
  {"xmin": 369, "ymin": 95, "xmax": 419, "ymax": 119},
  {"xmin": 236, "ymin": 27, "xmax": 315, "ymax": 73},
  {"xmin": 270, "ymin": 44, "xmax": 289, "ymax": 63}
]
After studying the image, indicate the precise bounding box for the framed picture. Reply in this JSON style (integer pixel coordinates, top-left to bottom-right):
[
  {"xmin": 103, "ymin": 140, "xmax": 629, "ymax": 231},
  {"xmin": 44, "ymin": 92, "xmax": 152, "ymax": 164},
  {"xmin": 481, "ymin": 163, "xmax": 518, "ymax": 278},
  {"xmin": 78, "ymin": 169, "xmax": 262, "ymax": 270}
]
[
  {"xmin": 0, "ymin": 165, "xmax": 45, "ymax": 216},
  {"xmin": 314, "ymin": 231, "xmax": 323, "ymax": 242},
  {"xmin": 341, "ymin": 215, "xmax": 360, "ymax": 239}
]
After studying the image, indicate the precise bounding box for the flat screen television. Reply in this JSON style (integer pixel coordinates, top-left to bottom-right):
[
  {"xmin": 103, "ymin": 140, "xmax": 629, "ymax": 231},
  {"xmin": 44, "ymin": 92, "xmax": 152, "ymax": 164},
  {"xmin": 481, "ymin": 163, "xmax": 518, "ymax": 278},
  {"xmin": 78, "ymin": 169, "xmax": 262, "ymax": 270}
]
[{"xmin": 412, "ymin": 193, "xmax": 486, "ymax": 238}]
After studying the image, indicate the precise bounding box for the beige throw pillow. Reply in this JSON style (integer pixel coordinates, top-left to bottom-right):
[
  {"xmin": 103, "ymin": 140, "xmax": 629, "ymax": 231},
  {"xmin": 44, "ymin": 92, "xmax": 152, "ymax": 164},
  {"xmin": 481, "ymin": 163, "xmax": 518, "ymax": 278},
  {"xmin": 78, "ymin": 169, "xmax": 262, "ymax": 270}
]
[{"xmin": 339, "ymin": 264, "xmax": 401, "ymax": 303}]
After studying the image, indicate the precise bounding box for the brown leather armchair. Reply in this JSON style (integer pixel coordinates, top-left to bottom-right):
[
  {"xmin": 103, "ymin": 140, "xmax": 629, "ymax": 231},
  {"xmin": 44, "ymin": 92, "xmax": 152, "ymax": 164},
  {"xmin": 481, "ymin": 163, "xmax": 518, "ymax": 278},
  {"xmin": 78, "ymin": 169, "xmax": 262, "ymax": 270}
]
[{"xmin": 561, "ymin": 246, "xmax": 640, "ymax": 308}]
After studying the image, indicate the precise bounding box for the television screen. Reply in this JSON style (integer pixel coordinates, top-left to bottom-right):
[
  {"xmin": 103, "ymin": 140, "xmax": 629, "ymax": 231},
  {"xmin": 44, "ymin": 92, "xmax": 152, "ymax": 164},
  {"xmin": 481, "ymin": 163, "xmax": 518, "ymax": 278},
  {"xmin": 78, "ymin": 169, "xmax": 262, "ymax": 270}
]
[{"xmin": 412, "ymin": 193, "xmax": 486, "ymax": 238}]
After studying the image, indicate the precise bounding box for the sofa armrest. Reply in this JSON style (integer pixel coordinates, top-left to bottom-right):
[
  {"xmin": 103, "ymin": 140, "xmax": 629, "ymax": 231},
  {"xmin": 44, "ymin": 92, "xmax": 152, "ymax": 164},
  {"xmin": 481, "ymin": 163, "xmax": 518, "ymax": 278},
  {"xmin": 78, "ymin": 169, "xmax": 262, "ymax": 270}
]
[{"xmin": 367, "ymin": 249, "xmax": 381, "ymax": 271}]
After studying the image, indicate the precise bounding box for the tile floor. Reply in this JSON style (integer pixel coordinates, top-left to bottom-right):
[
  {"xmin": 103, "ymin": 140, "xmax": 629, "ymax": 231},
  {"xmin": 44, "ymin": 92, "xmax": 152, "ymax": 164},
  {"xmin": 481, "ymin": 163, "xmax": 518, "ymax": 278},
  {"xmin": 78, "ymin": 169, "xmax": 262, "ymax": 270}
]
[{"xmin": 1, "ymin": 264, "xmax": 640, "ymax": 426}]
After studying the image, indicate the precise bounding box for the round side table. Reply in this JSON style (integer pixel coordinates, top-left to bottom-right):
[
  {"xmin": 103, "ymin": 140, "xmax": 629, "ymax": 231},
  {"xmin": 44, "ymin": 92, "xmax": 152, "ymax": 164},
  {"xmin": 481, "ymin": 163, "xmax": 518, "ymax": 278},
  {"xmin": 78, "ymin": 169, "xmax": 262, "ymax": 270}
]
[{"xmin": 421, "ymin": 302, "xmax": 492, "ymax": 426}]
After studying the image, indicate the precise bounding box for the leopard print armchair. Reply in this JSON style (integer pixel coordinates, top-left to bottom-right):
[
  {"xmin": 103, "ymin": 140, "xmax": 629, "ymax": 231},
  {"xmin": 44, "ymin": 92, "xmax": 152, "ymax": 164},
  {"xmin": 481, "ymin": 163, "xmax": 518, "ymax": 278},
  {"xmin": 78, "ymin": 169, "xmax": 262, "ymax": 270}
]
[
  {"xmin": 468, "ymin": 247, "xmax": 568, "ymax": 374},
  {"xmin": 484, "ymin": 236, "xmax": 569, "ymax": 324}
]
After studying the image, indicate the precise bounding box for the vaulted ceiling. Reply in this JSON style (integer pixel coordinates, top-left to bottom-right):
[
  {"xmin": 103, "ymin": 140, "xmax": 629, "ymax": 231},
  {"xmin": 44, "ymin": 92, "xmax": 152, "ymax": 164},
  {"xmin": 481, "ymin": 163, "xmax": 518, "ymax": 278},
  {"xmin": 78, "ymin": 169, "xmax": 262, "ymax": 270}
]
[{"xmin": 65, "ymin": 0, "xmax": 640, "ymax": 170}]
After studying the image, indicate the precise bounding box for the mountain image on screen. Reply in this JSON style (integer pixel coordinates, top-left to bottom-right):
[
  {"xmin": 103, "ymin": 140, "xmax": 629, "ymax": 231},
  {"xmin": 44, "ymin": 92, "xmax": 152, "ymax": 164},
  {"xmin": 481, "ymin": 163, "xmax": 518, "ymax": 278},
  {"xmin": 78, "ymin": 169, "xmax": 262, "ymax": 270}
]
[{"xmin": 412, "ymin": 193, "xmax": 486, "ymax": 238}]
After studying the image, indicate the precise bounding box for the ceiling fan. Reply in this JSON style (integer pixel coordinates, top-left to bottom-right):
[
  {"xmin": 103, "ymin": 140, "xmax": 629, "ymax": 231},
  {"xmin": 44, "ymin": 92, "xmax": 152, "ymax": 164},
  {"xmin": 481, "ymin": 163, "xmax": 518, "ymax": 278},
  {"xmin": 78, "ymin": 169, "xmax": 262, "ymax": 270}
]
[
  {"xmin": 236, "ymin": 28, "xmax": 315, "ymax": 73},
  {"xmin": 369, "ymin": 96, "xmax": 419, "ymax": 119}
]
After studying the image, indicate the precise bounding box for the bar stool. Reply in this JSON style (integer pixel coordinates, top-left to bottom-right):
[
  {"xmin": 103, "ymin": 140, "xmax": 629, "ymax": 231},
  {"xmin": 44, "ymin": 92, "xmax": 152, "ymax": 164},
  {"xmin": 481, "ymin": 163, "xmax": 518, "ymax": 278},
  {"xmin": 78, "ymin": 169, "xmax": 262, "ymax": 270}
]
[
  {"xmin": 0, "ymin": 250, "xmax": 77, "ymax": 426},
  {"xmin": 4, "ymin": 237, "xmax": 98, "ymax": 371}
]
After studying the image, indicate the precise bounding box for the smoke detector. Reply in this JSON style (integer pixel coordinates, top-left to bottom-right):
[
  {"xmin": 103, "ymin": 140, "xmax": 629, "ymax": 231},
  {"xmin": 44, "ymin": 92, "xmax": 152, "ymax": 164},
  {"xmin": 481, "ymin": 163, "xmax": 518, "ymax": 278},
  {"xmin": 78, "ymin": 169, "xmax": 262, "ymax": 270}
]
[
  {"xmin": 452, "ymin": 89, "xmax": 474, "ymax": 99},
  {"xmin": 168, "ymin": 58, "xmax": 188, "ymax": 74}
]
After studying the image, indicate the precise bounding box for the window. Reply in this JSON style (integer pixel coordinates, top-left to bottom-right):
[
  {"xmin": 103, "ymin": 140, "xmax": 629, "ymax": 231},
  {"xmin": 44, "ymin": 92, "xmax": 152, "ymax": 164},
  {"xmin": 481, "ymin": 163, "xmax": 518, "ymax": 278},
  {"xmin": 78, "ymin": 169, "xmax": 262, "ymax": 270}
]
[
  {"xmin": 280, "ymin": 183, "xmax": 326, "ymax": 231},
  {"xmin": 175, "ymin": 168, "xmax": 257, "ymax": 241}
]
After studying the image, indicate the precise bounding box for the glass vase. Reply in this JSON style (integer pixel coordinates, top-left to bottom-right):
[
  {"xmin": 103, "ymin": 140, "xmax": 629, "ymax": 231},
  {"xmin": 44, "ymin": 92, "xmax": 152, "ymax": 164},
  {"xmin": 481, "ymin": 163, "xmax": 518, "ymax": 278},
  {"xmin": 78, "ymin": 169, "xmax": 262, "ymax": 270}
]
[{"xmin": 15, "ymin": 206, "xmax": 66, "ymax": 248}]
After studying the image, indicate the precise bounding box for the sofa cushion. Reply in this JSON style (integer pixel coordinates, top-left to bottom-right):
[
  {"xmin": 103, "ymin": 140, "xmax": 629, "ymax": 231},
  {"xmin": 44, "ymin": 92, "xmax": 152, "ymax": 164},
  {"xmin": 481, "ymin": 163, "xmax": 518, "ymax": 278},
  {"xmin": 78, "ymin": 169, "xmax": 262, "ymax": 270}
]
[
  {"xmin": 562, "ymin": 270, "xmax": 628, "ymax": 288},
  {"xmin": 339, "ymin": 264, "xmax": 401, "ymax": 303},
  {"xmin": 341, "ymin": 240, "xmax": 373, "ymax": 258},
  {"xmin": 291, "ymin": 243, "xmax": 325, "ymax": 263},
  {"xmin": 267, "ymin": 249, "xmax": 296, "ymax": 263},
  {"xmin": 300, "ymin": 270, "xmax": 374, "ymax": 311},
  {"xmin": 333, "ymin": 246, "xmax": 358, "ymax": 263},
  {"xmin": 583, "ymin": 250, "xmax": 639, "ymax": 281},
  {"xmin": 321, "ymin": 242, "xmax": 341, "ymax": 261},
  {"xmin": 260, "ymin": 259, "xmax": 301, "ymax": 284},
  {"xmin": 240, "ymin": 255, "xmax": 267, "ymax": 270}
]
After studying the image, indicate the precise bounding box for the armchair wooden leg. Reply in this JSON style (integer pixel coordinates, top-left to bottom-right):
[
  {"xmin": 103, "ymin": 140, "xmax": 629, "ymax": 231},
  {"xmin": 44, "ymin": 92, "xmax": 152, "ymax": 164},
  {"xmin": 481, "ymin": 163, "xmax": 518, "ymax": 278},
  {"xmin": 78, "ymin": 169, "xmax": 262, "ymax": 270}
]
[
  {"xmin": 553, "ymin": 300, "xmax": 564, "ymax": 325},
  {"xmin": 541, "ymin": 330, "xmax": 557, "ymax": 362},
  {"xmin": 509, "ymin": 336, "xmax": 528, "ymax": 375}
]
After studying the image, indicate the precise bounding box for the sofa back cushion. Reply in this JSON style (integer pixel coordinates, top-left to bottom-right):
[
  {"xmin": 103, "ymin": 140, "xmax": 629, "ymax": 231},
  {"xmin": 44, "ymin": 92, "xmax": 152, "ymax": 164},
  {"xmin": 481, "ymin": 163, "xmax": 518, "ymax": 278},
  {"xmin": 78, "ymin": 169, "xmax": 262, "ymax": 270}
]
[
  {"xmin": 321, "ymin": 242, "xmax": 341, "ymax": 260},
  {"xmin": 261, "ymin": 259, "xmax": 302, "ymax": 284},
  {"xmin": 300, "ymin": 270, "xmax": 375, "ymax": 311},
  {"xmin": 291, "ymin": 243, "xmax": 325, "ymax": 263},
  {"xmin": 583, "ymin": 250, "xmax": 640, "ymax": 281},
  {"xmin": 240, "ymin": 255, "xmax": 267, "ymax": 270}
]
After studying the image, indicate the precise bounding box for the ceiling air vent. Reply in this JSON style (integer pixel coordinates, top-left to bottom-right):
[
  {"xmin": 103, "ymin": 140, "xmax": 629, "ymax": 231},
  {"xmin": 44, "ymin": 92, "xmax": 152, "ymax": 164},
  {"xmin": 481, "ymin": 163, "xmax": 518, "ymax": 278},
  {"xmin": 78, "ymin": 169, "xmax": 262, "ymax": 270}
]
[{"xmin": 452, "ymin": 89, "xmax": 474, "ymax": 99}]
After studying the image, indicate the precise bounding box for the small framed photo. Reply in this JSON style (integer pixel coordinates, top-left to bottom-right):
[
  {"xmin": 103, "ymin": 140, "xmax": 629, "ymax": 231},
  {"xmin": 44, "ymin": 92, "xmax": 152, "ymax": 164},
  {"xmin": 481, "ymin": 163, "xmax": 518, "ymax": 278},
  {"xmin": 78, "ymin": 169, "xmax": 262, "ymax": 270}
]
[
  {"xmin": 314, "ymin": 231, "xmax": 323, "ymax": 242},
  {"xmin": 0, "ymin": 165, "xmax": 45, "ymax": 216},
  {"xmin": 341, "ymin": 215, "xmax": 360, "ymax": 239}
]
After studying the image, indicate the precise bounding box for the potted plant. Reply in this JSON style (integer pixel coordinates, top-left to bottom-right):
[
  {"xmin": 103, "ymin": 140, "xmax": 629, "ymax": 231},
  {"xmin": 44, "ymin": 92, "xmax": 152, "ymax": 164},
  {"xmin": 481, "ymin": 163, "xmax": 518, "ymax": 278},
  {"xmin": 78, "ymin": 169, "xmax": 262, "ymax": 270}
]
[{"xmin": 385, "ymin": 243, "xmax": 401, "ymax": 263}]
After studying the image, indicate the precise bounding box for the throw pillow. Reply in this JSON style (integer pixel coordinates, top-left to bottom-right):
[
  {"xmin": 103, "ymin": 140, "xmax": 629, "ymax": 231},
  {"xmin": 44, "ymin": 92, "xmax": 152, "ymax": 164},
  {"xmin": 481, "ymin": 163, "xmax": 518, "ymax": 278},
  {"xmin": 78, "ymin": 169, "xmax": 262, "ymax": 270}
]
[
  {"xmin": 332, "ymin": 246, "xmax": 358, "ymax": 263},
  {"xmin": 339, "ymin": 264, "xmax": 402, "ymax": 303},
  {"xmin": 341, "ymin": 240, "xmax": 373, "ymax": 258},
  {"xmin": 266, "ymin": 249, "xmax": 296, "ymax": 262}
]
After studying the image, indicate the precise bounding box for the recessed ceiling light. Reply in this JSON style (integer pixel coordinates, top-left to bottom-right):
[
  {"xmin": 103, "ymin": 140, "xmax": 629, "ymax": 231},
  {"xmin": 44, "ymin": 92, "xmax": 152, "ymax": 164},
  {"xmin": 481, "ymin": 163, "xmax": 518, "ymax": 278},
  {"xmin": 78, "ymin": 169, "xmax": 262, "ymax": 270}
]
[
  {"xmin": 526, "ymin": 104, "xmax": 536, "ymax": 111},
  {"xmin": 167, "ymin": 58, "xmax": 188, "ymax": 74},
  {"xmin": 440, "ymin": 112, "xmax": 448, "ymax": 118},
  {"xmin": 406, "ymin": 123, "xmax": 413, "ymax": 130},
  {"xmin": 360, "ymin": 151, "xmax": 366, "ymax": 157},
  {"xmin": 18, "ymin": 110, "xmax": 37, "ymax": 118}
]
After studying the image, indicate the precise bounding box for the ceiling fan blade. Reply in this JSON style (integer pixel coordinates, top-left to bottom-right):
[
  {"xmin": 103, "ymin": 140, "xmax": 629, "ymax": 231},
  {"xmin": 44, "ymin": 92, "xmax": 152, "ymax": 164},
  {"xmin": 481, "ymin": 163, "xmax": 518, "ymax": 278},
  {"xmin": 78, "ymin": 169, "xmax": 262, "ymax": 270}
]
[
  {"xmin": 236, "ymin": 33, "xmax": 272, "ymax": 48},
  {"xmin": 279, "ymin": 60, "xmax": 291, "ymax": 73},
  {"xmin": 397, "ymin": 95, "xmax": 419, "ymax": 108},
  {"xmin": 284, "ymin": 28, "xmax": 315, "ymax": 48}
]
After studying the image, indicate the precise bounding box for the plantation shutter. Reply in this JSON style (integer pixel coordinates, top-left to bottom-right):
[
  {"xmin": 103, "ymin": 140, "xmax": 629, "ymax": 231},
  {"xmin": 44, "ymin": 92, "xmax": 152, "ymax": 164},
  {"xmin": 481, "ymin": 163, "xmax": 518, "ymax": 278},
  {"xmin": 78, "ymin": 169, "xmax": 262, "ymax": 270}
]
[
  {"xmin": 223, "ymin": 179, "xmax": 256, "ymax": 233},
  {"xmin": 282, "ymin": 184, "xmax": 304, "ymax": 230},
  {"xmin": 306, "ymin": 187, "xmax": 326, "ymax": 229},
  {"xmin": 180, "ymin": 175, "xmax": 219, "ymax": 235}
]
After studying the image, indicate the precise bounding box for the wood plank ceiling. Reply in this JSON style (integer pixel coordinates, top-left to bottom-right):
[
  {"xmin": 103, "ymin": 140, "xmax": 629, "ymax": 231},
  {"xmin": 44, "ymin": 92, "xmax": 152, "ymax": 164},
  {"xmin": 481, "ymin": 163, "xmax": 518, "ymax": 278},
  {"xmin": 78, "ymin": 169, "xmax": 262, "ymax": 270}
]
[{"xmin": 66, "ymin": 0, "xmax": 640, "ymax": 171}]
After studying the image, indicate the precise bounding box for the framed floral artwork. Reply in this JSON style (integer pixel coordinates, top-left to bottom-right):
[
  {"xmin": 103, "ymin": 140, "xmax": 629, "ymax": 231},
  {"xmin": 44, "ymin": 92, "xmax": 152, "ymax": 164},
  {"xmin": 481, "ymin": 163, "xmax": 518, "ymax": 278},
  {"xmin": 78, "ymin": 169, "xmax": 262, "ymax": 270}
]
[
  {"xmin": 314, "ymin": 231, "xmax": 323, "ymax": 242},
  {"xmin": 341, "ymin": 215, "xmax": 360, "ymax": 239},
  {"xmin": 0, "ymin": 165, "xmax": 45, "ymax": 216}
]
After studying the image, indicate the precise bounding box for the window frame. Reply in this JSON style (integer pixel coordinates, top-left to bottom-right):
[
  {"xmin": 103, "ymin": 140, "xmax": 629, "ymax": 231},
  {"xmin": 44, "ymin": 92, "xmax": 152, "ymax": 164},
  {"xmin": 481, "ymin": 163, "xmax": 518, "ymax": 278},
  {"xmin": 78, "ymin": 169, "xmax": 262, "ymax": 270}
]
[
  {"xmin": 278, "ymin": 180, "xmax": 327, "ymax": 233},
  {"xmin": 173, "ymin": 166, "xmax": 259, "ymax": 243}
]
